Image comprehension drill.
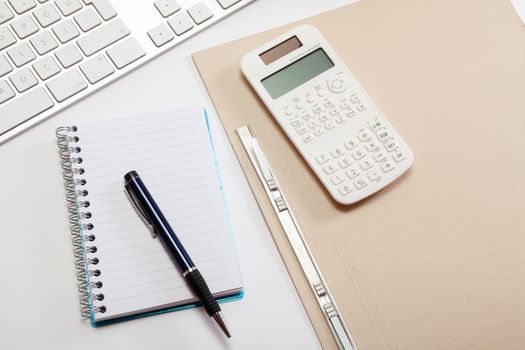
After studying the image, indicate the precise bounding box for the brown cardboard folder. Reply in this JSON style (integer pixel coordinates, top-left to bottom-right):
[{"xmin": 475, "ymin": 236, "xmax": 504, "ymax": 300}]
[{"xmin": 193, "ymin": 1, "xmax": 525, "ymax": 349}]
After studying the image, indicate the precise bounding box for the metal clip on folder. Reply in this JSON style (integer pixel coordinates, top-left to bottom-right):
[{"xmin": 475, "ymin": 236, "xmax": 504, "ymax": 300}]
[{"xmin": 237, "ymin": 126, "xmax": 357, "ymax": 350}]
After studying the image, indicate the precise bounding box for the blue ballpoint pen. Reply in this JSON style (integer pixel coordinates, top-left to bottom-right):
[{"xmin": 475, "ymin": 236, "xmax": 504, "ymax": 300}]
[{"xmin": 124, "ymin": 170, "xmax": 231, "ymax": 338}]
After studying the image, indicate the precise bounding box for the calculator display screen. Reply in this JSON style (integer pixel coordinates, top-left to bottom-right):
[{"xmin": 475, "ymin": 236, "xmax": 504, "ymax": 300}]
[{"xmin": 261, "ymin": 49, "xmax": 334, "ymax": 99}]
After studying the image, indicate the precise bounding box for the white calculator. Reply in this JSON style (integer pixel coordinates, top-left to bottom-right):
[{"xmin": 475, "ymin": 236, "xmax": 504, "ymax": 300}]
[{"xmin": 241, "ymin": 25, "xmax": 413, "ymax": 205}]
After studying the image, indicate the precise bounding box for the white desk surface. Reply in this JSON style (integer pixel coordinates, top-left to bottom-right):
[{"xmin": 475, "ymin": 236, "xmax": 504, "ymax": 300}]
[{"xmin": 0, "ymin": 0, "xmax": 354, "ymax": 348}]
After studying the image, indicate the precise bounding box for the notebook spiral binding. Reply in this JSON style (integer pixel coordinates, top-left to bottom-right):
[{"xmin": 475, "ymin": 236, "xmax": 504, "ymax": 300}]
[{"xmin": 56, "ymin": 126, "xmax": 106, "ymax": 319}]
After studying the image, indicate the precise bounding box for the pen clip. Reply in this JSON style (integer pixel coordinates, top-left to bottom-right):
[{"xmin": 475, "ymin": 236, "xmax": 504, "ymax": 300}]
[{"xmin": 125, "ymin": 185, "xmax": 157, "ymax": 239}]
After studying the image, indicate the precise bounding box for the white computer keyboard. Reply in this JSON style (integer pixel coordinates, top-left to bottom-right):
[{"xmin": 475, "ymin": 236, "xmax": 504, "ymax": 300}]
[{"xmin": 0, "ymin": 0, "xmax": 254, "ymax": 144}]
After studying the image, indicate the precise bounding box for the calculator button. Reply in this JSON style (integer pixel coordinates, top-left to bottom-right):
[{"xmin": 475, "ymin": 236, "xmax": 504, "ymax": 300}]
[
  {"xmin": 316, "ymin": 153, "xmax": 330, "ymax": 164},
  {"xmin": 373, "ymin": 151, "xmax": 387, "ymax": 163},
  {"xmin": 313, "ymin": 127, "xmax": 324, "ymax": 137},
  {"xmin": 354, "ymin": 178, "xmax": 367, "ymax": 189},
  {"xmin": 366, "ymin": 142, "xmax": 380, "ymax": 152},
  {"xmin": 346, "ymin": 167, "xmax": 360, "ymax": 179},
  {"xmin": 357, "ymin": 129, "xmax": 372, "ymax": 142},
  {"xmin": 367, "ymin": 170, "xmax": 381, "ymax": 181},
  {"xmin": 324, "ymin": 121, "xmax": 335, "ymax": 130},
  {"xmin": 303, "ymin": 134, "xmax": 314, "ymax": 143},
  {"xmin": 324, "ymin": 102, "xmax": 335, "ymax": 109},
  {"xmin": 376, "ymin": 128, "xmax": 392, "ymax": 143},
  {"xmin": 338, "ymin": 157, "xmax": 352, "ymax": 168},
  {"xmin": 296, "ymin": 102, "xmax": 304, "ymax": 109},
  {"xmin": 331, "ymin": 147, "xmax": 345, "ymax": 158},
  {"xmin": 384, "ymin": 140, "xmax": 398, "ymax": 152},
  {"xmin": 359, "ymin": 159, "xmax": 373, "ymax": 171},
  {"xmin": 344, "ymin": 138, "xmax": 358, "ymax": 150},
  {"xmin": 302, "ymin": 113, "xmax": 313, "ymax": 120},
  {"xmin": 317, "ymin": 90, "xmax": 325, "ymax": 97},
  {"xmin": 284, "ymin": 108, "xmax": 293, "ymax": 116},
  {"xmin": 296, "ymin": 126, "xmax": 307, "ymax": 135},
  {"xmin": 351, "ymin": 148, "xmax": 366, "ymax": 160},
  {"xmin": 312, "ymin": 105, "xmax": 322, "ymax": 114},
  {"xmin": 306, "ymin": 95, "xmax": 315, "ymax": 103},
  {"xmin": 319, "ymin": 114, "xmax": 329, "ymax": 122},
  {"xmin": 338, "ymin": 184, "xmax": 353, "ymax": 196},
  {"xmin": 357, "ymin": 104, "xmax": 367, "ymax": 112},
  {"xmin": 327, "ymin": 78, "xmax": 346, "ymax": 93},
  {"xmin": 368, "ymin": 119, "xmax": 384, "ymax": 132},
  {"xmin": 335, "ymin": 115, "xmax": 346, "ymax": 124},
  {"xmin": 381, "ymin": 161, "xmax": 395, "ymax": 173},
  {"xmin": 346, "ymin": 110, "xmax": 356, "ymax": 119},
  {"xmin": 340, "ymin": 100, "xmax": 351, "ymax": 109},
  {"xmin": 329, "ymin": 108, "xmax": 339, "ymax": 116},
  {"xmin": 350, "ymin": 93, "xmax": 359, "ymax": 103},
  {"xmin": 323, "ymin": 164, "xmax": 337, "ymax": 175},
  {"xmin": 290, "ymin": 117, "xmax": 301, "ymax": 127},
  {"xmin": 393, "ymin": 151, "xmax": 407, "ymax": 162},
  {"xmin": 331, "ymin": 174, "xmax": 345, "ymax": 185},
  {"xmin": 307, "ymin": 119, "xmax": 319, "ymax": 128}
]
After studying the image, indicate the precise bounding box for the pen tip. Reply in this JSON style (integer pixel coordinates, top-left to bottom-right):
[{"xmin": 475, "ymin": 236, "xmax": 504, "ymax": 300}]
[{"xmin": 212, "ymin": 311, "xmax": 231, "ymax": 338}]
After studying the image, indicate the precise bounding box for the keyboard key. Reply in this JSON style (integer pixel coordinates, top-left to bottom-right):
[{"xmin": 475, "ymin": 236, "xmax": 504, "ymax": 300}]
[
  {"xmin": 10, "ymin": 14, "xmax": 38, "ymax": 38},
  {"xmin": 323, "ymin": 164, "xmax": 337, "ymax": 175},
  {"xmin": 217, "ymin": 0, "xmax": 240, "ymax": 9},
  {"xmin": 52, "ymin": 19, "xmax": 80, "ymax": 43},
  {"xmin": 7, "ymin": 42, "xmax": 35, "ymax": 67},
  {"xmin": 79, "ymin": 53, "xmax": 113, "ymax": 83},
  {"xmin": 32, "ymin": 55, "xmax": 61, "ymax": 80},
  {"xmin": 30, "ymin": 30, "xmax": 58, "ymax": 55},
  {"xmin": 10, "ymin": 67, "xmax": 37, "ymax": 92},
  {"xmin": 55, "ymin": 0, "xmax": 82, "ymax": 16},
  {"xmin": 147, "ymin": 23, "xmax": 173, "ymax": 47},
  {"xmin": 331, "ymin": 174, "xmax": 345, "ymax": 185},
  {"xmin": 0, "ymin": 79, "xmax": 15, "ymax": 104},
  {"xmin": 0, "ymin": 1, "xmax": 14, "ymax": 24},
  {"xmin": 168, "ymin": 12, "xmax": 193, "ymax": 36},
  {"xmin": 354, "ymin": 178, "xmax": 367, "ymax": 189},
  {"xmin": 0, "ymin": 87, "xmax": 53, "ymax": 132},
  {"xmin": 84, "ymin": 0, "xmax": 116, "ymax": 21},
  {"xmin": 8, "ymin": 0, "xmax": 36, "ymax": 14},
  {"xmin": 0, "ymin": 55, "xmax": 13, "ymax": 77},
  {"xmin": 154, "ymin": 0, "xmax": 180, "ymax": 18},
  {"xmin": 74, "ymin": 8, "xmax": 101, "ymax": 32},
  {"xmin": 187, "ymin": 2, "xmax": 213, "ymax": 25},
  {"xmin": 106, "ymin": 37, "xmax": 145, "ymax": 69},
  {"xmin": 338, "ymin": 184, "xmax": 352, "ymax": 196},
  {"xmin": 77, "ymin": 18, "xmax": 129, "ymax": 56},
  {"xmin": 46, "ymin": 69, "xmax": 87, "ymax": 102},
  {"xmin": 55, "ymin": 43, "xmax": 83, "ymax": 68},
  {"xmin": 380, "ymin": 161, "xmax": 394, "ymax": 173},
  {"xmin": 315, "ymin": 153, "xmax": 329, "ymax": 165},
  {"xmin": 33, "ymin": 3, "xmax": 61, "ymax": 27}
]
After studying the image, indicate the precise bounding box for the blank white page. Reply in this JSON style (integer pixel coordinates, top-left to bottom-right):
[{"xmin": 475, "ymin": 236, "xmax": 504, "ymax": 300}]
[{"xmin": 67, "ymin": 107, "xmax": 242, "ymax": 322}]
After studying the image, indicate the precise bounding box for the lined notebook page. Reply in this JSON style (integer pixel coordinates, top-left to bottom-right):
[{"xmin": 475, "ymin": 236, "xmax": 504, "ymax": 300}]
[{"xmin": 68, "ymin": 107, "xmax": 242, "ymax": 321}]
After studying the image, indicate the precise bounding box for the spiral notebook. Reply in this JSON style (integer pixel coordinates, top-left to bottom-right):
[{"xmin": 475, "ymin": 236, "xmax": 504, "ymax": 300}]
[{"xmin": 56, "ymin": 107, "xmax": 243, "ymax": 326}]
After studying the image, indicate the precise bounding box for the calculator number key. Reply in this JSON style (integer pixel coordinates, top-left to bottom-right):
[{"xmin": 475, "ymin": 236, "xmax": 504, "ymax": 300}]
[
  {"xmin": 338, "ymin": 184, "xmax": 353, "ymax": 196},
  {"xmin": 323, "ymin": 164, "xmax": 337, "ymax": 175},
  {"xmin": 346, "ymin": 167, "xmax": 360, "ymax": 179},
  {"xmin": 331, "ymin": 174, "xmax": 345, "ymax": 185},
  {"xmin": 331, "ymin": 147, "xmax": 345, "ymax": 159},
  {"xmin": 315, "ymin": 153, "xmax": 330, "ymax": 165},
  {"xmin": 351, "ymin": 148, "xmax": 365, "ymax": 160}
]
